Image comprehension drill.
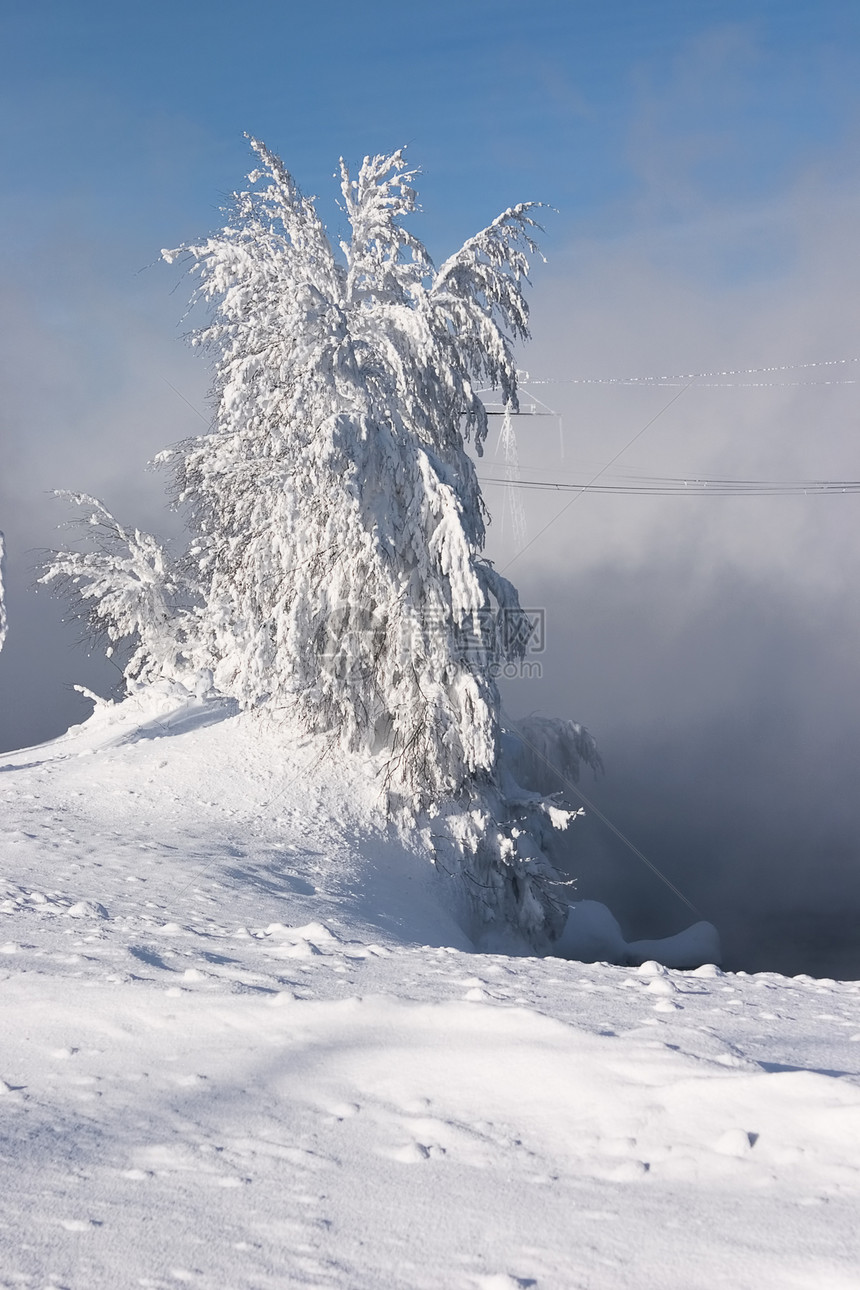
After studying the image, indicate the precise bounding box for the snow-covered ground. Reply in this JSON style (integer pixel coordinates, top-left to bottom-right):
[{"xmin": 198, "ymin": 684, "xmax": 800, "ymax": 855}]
[{"xmin": 1, "ymin": 688, "xmax": 858, "ymax": 1289}]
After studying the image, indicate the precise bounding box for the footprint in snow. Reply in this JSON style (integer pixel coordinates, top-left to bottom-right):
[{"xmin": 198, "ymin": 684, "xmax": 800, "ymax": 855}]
[
  {"xmin": 384, "ymin": 1141, "xmax": 445, "ymax": 1163},
  {"xmin": 713, "ymin": 1128, "xmax": 757, "ymax": 1157},
  {"xmin": 604, "ymin": 1158, "xmax": 650, "ymax": 1180},
  {"xmin": 472, "ymin": 1276, "xmax": 537, "ymax": 1289},
  {"xmin": 324, "ymin": 1101, "xmax": 360, "ymax": 1120}
]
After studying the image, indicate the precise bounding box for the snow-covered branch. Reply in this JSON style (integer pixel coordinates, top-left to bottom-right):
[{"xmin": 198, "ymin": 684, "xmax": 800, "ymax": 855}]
[{"xmin": 39, "ymin": 493, "xmax": 196, "ymax": 684}]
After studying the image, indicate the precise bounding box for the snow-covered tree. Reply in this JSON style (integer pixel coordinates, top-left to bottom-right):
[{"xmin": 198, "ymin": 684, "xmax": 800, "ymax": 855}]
[
  {"xmin": 43, "ymin": 140, "xmax": 597, "ymax": 947},
  {"xmin": 160, "ymin": 139, "xmax": 541, "ymax": 804}
]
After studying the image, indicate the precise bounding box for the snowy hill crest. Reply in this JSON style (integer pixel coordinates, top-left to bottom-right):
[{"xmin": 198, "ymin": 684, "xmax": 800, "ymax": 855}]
[{"xmin": 1, "ymin": 689, "xmax": 858, "ymax": 1288}]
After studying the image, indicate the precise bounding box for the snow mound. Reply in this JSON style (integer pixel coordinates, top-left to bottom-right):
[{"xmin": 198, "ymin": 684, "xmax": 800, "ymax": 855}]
[
  {"xmin": 552, "ymin": 900, "xmax": 722, "ymax": 970},
  {"xmin": 1, "ymin": 688, "xmax": 858, "ymax": 1289}
]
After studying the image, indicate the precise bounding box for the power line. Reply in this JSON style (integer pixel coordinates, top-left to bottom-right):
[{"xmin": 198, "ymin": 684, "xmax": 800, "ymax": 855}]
[
  {"xmin": 480, "ymin": 474, "xmax": 860, "ymax": 497},
  {"xmin": 500, "ymin": 381, "xmax": 694, "ymax": 573},
  {"xmin": 526, "ymin": 355, "xmax": 860, "ymax": 388}
]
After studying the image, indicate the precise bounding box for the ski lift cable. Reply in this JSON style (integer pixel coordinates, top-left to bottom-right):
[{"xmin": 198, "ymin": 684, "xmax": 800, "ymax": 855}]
[
  {"xmin": 525, "ymin": 355, "xmax": 860, "ymax": 387},
  {"xmin": 479, "ymin": 476, "xmax": 860, "ymax": 496},
  {"xmin": 481, "ymin": 459, "xmax": 860, "ymax": 485},
  {"xmin": 492, "ymin": 462, "xmax": 860, "ymax": 484},
  {"xmin": 518, "ymin": 378, "xmax": 858, "ymax": 390},
  {"xmin": 669, "ymin": 379, "xmax": 857, "ymax": 388}
]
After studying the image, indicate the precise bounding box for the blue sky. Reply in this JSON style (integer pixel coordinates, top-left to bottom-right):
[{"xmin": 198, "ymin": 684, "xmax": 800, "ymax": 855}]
[
  {"xmin": 3, "ymin": 0, "xmax": 860, "ymax": 971},
  {"xmin": 2, "ymin": 0, "xmax": 858, "ymax": 261}
]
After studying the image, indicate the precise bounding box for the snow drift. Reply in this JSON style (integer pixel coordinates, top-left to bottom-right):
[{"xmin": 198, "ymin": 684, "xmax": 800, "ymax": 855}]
[{"xmin": 0, "ymin": 688, "xmax": 857, "ymax": 1289}]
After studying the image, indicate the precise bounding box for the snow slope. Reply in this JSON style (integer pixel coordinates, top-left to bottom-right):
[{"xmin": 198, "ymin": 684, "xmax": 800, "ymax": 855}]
[{"xmin": 1, "ymin": 687, "xmax": 858, "ymax": 1290}]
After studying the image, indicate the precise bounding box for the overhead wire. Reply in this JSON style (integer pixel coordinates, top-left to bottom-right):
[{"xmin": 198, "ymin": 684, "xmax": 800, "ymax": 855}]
[
  {"xmin": 525, "ymin": 355, "xmax": 860, "ymax": 388},
  {"xmin": 481, "ymin": 356, "xmax": 860, "ymax": 523},
  {"xmin": 498, "ymin": 380, "xmax": 695, "ymax": 572},
  {"xmin": 480, "ymin": 474, "xmax": 860, "ymax": 496}
]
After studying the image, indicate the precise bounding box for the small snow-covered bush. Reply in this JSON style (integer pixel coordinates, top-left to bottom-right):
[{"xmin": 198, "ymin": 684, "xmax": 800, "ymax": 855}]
[
  {"xmin": 504, "ymin": 715, "xmax": 603, "ymax": 803},
  {"xmin": 40, "ymin": 493, "xmax": 194, "ymax": 684}
]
